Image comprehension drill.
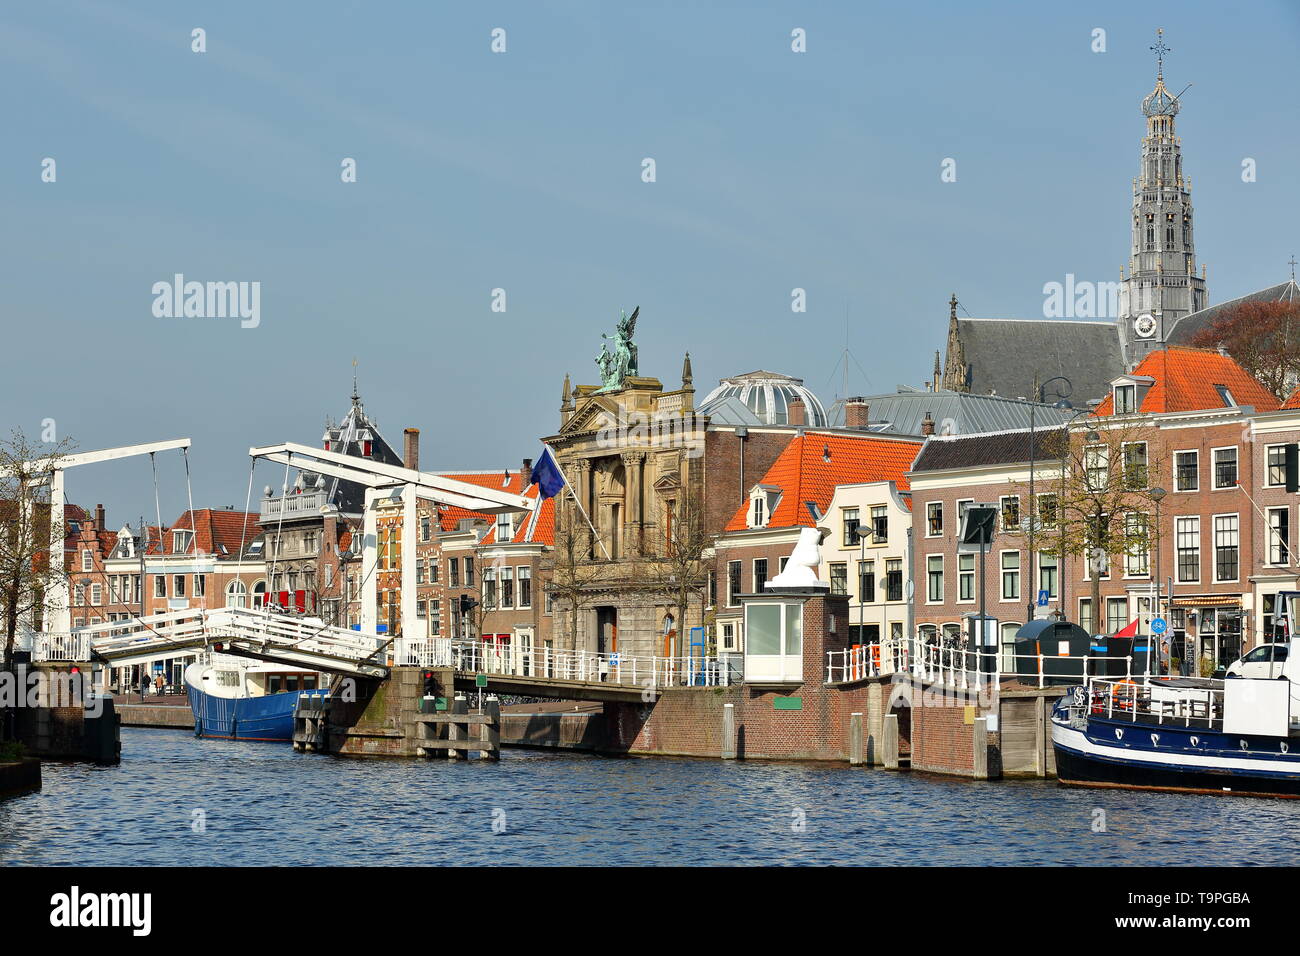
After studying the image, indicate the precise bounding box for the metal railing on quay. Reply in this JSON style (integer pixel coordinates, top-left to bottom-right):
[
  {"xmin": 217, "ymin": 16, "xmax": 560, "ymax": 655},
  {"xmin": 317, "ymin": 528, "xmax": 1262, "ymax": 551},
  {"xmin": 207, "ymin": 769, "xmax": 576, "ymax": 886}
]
[{"xmin": 826, "ymin": 639, "xmax": 1143, "ymax": 689}]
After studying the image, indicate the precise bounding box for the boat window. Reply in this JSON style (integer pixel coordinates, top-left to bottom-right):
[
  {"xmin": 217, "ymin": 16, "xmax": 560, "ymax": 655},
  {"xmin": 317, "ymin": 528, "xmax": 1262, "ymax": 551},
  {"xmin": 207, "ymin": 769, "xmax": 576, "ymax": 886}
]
[
  {"xmin": 216, "ymin": 671, "xmax": 240, "ymax": 688},
  {"xmin": 267, "ymin": 676, "xmax": 281, "ymax": 694}
]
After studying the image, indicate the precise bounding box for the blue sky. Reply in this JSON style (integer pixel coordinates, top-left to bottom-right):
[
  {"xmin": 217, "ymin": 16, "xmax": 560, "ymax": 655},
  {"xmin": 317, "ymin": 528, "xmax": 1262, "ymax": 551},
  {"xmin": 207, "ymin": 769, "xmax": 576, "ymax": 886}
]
[{"xmin": 3, "ymin": 0, "xmax": 1298, "ymax": 523}]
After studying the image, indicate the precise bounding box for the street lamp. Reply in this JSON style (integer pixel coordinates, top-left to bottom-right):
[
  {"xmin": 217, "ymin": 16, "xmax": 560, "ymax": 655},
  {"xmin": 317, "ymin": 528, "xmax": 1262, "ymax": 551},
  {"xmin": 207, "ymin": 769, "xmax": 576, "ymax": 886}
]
[
  {"xmin": 338, "ymin": 548, "xmax": 354, "ymax": 629},
  {"xmin": 1028, "ymin": 375, "xmax": 1074, "ymax": 623},
  {"xmin": 1148, "ymin": 486, "xmax": 1167, "ymax": 675}
]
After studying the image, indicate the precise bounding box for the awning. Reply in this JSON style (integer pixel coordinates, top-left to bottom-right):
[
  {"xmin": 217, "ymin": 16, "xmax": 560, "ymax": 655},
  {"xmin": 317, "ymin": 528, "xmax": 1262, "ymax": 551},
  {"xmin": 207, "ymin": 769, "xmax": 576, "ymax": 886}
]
[{"xmin": 1170, "ymin": 595, "xmax": 1241, "ymax": 608}]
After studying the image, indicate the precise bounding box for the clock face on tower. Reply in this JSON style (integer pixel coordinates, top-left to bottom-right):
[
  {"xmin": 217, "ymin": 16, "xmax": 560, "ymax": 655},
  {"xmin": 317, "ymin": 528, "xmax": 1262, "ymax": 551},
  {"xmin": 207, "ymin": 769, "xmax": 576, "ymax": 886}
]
[{"xmin": 1134, "ymin": 314, "xmax": 1158, "ymax": 338}]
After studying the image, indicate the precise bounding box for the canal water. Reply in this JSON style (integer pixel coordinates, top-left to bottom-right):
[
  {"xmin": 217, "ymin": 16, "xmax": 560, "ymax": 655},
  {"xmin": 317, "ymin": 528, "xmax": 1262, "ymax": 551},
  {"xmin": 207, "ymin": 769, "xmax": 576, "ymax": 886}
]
[{"xmin": 2, "ymin": 728, "xmax": 1297, "ymax": 865}]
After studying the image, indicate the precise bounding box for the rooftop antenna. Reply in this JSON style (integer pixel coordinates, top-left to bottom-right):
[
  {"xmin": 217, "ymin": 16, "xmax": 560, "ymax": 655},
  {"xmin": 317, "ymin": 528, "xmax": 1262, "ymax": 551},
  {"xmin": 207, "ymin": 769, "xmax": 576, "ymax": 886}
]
[{"xmin": 1290, "ymin": 255, "xmax": 1297, "ymax": 282}]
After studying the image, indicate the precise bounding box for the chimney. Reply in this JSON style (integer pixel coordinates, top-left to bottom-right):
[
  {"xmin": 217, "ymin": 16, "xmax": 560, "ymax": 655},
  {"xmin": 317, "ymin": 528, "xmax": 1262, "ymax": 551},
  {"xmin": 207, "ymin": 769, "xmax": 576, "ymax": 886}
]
[
  {"xmin": 788, "ymin": 398, "xmax": 807, "ymax": 427},
  {"xmin": 403, "ymin": 427, "xmax": 420, "ymax": 471},
  {"xmin": 522, "ymin": 458, "xmax": 533, "ymax": 483},
  {"xmin": 921, "ymin": 412, "xmax": 936, "ymax": 436},
  {"xmin": 94, "ymin": 503, "xmax": 105, "ymax": 529},
  {"xmin": 845, "ymin": 397, "xmax": 870, "ymax": 429}
]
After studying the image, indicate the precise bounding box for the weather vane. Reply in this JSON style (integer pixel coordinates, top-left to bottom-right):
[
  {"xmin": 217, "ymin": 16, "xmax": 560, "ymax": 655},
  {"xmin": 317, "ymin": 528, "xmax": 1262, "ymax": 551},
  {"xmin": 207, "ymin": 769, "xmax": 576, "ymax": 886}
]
[{"xmin": 1150, "ymin": 28, "xmax": 1169, "ymax": 78}]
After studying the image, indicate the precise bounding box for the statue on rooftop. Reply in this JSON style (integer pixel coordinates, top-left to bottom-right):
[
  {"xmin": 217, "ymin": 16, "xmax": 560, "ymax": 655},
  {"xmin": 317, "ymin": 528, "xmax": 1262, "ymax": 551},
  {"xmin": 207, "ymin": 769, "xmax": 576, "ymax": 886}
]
[{"xmin": 594, "ymin": 306, "xmax": 640, "ymax": 393}]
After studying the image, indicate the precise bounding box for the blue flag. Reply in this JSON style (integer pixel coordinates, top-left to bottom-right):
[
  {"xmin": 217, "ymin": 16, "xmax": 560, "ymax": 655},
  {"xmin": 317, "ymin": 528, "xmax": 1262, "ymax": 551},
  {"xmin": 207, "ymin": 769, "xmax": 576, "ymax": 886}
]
[{"xmin": 529, "ymin": 446, "xmax": 566, "ymax": 499}]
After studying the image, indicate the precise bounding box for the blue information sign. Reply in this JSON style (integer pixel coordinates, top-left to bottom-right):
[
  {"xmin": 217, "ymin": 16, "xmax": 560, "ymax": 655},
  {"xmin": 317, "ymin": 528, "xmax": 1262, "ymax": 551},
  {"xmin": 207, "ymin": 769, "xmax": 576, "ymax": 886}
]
[
  {"xmin": 1151, "ymin": 617, "xmax": 1168, "ymax": 635},
  {"xmin": 1036, "ymin": 589, "xmax": 1050, "ymax": 607}
]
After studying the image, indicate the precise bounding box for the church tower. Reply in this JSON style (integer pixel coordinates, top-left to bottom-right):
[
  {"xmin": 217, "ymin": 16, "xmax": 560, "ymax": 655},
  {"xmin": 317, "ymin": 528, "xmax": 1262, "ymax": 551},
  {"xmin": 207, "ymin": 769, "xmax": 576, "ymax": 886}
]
[{"xmin": 1118, "ymin": 30, "xmax": 1208, "ymax": 365}]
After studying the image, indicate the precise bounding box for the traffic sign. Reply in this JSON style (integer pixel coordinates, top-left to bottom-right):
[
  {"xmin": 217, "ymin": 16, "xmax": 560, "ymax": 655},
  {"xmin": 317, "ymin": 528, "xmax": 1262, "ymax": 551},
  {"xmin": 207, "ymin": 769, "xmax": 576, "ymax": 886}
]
[
  {"xmin": 1151, "ymin": 617, "xmax": 1168, "ymax": 635},
  {"xmin": 1036, "ymin": 589, "xmax": 1050, "ymax": 607},
  {"xmin": 609, "ymin": 653, "xmax": 620, "ymax": 666},
  {"xmin": 475, "ymin": 674, "xmax": 488, "ymax": 687}
]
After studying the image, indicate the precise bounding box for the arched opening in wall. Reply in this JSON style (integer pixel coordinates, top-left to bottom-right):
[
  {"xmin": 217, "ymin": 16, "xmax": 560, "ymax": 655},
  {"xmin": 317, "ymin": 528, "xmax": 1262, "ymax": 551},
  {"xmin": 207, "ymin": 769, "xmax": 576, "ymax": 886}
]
[{"xmin": 888, "ymin": 684, "xmax": 912, "ymax": 756}]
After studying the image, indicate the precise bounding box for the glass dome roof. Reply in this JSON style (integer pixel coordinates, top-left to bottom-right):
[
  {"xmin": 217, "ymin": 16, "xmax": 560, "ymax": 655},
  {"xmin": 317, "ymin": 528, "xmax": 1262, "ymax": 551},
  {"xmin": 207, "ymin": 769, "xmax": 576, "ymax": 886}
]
[{"xmin": 698, "ymin": 371, "xmax": 828, "ymax": 427}]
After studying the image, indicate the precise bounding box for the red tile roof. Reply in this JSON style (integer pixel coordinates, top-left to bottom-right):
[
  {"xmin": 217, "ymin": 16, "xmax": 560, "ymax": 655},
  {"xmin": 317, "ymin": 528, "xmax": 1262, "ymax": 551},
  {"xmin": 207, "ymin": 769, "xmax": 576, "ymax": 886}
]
[
  {"xmin": 724, "ymin": 432, "xmax": 922, "ymax": 533},
  {"xmin": 439, "ymin": 471, "xmax": 555, "ymax": 546},
  {"xmin": 1283, "ymin": 386, "xmax": 1300, "ymax": 410},
  {"xmin": 1094, "ymin": 346, "xmax": 1280, "ymax": 415},
  {"xmin": 150, "ymin": 509, "xmax": 261, "ymax": 557}
]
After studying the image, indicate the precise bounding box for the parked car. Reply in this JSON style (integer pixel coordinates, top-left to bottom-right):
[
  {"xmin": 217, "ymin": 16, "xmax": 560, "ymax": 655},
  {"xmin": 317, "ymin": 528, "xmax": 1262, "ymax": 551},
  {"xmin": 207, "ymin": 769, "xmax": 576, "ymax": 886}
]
[{"xmin": 1225, "ymin": 642, "xmax": 1290, "ymax": 679}]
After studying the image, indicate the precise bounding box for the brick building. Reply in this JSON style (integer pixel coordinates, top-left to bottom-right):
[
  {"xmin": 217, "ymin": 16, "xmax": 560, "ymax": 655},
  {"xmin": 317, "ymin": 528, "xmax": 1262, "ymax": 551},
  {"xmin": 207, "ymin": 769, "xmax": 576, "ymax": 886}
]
[
  {"xmin": 712, "ymin": 428, "xmax": 921, "ymax": 662},
  {"xmin": 910, "ymin": 345, "xmax": 1283, "ymax": 675}
]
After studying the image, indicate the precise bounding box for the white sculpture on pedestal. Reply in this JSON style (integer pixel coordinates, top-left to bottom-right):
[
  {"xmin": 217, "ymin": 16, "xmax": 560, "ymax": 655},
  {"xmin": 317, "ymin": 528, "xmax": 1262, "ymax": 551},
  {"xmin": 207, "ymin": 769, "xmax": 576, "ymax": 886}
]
[{"xmin": 767, "ymin": 526, "xmax": 831, "ymax": 590}]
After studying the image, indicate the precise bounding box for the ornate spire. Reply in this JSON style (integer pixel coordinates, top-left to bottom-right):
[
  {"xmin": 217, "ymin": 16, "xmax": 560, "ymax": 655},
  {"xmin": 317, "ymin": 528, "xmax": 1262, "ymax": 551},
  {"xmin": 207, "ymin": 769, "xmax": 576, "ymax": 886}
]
[
  {"xmin": 350, "ymin": 358, "xmax": 362, "ymax": 410},
  {"xmin": 561, "ymin": 372, "xmax": 572, "ymax": 407},
  {"xmin": 682, "ymin": 351, "xmax": 693, "ymax": 388},
  {"xmin": 1151, "ymin": 28, "xmax": 1168, "ymax": 80}
]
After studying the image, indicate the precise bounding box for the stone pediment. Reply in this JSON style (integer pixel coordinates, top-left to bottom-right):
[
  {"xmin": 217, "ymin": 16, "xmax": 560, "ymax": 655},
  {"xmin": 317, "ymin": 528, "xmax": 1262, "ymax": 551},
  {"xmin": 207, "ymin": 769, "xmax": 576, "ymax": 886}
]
[
  {"xmin": 561, "ymin": 396, "xmax": 623, "ymax": 436},
  {"xmin": 653, "ymin": 470, "xmax": 681, "ymax": 493}
]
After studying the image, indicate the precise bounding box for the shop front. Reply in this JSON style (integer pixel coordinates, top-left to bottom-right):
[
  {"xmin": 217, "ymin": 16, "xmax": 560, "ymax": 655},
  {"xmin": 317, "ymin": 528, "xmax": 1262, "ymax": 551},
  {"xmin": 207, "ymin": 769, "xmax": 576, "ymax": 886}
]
[{"xmin": 1170, "ymin": 596, "xmax": 1243, "ymax": 676}]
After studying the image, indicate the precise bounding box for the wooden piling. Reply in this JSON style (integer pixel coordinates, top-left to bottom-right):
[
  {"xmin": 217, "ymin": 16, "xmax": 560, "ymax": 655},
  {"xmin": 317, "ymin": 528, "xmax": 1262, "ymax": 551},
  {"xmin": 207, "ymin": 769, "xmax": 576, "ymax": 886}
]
[
  {"xmin": 449, "ymin": 695, "xmax": 468, "ymax": 761},
  {"xmin": 721, "ymin": 703, "xmax": 737, "ymax": 759},
  {"xmin": 973, "ymin": 717, "xmax": 989, "ymax": 780},
  {"xmin": 480, "ymin": 696, "xmax": 501, "ymax": 760},
  {"xmin": 849, "ymin": 712, "xmax": 864, "ymax": 766},
  {"xmin": 883, "ymin": 713, "xmax": 899, "ymax": 769}
]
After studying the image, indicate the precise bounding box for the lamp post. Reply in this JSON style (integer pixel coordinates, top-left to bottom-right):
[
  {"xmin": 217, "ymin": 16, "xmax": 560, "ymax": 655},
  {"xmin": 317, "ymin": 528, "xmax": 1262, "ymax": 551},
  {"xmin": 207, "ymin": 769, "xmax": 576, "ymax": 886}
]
[
  {"xmin": 1028, "ymin": 376, "xmax": 1074, "ymax": 623},
  {"xmin": 1148, "ymin": 486, "xmax": 1166, "ymax": 675},
  {"xmin": 338, "ymin": 548, "xmax": 354, "ymax": 629}
]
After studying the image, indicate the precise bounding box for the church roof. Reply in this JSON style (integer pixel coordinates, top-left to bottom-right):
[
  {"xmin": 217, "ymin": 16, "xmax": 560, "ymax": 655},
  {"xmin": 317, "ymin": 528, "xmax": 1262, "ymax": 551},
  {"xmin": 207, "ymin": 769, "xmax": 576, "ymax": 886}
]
[
  {"xmin": 950, "ymin": 318, "xmax": 1125, "ymax": 408},
  {"xmin": 1165, "ymin": 279, "xmax": 1300, "ymax": 346},
  {"xmin": 699, "ymin": 371, "xmax": 829, "ymax": 427}
]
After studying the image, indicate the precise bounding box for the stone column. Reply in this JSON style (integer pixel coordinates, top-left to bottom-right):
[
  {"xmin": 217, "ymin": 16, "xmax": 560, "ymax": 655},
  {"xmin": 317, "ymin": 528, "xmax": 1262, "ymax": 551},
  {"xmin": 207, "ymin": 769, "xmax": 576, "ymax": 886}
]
[
  {"xmin": 622, "ymin": 451, "xmax": 644, "ymax": 555},
  {"xmin": 576, "ymin": 459, "xmax": 593, "ymax": 558}
]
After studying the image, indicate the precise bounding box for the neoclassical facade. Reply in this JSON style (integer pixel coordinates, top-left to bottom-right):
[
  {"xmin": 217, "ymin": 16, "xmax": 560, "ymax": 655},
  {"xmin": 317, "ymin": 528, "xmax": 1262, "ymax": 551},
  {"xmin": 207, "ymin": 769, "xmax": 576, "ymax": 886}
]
[{"xmin": 543, "ymin": 357, "xmax": 706, "ymax": 659}]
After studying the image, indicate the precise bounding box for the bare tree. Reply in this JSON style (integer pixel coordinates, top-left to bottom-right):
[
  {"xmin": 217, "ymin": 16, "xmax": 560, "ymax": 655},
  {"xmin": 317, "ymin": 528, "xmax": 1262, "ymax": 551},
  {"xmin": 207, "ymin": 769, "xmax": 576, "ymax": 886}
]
[
  {"xmin": 1024, "ymin": 419, "xmax": 1166, "ymax": 631},
  {"xmin": 637, "ymin": 493, "xmax": 717, "ymax": 658},
  {"xmin": 541, "ymin": 512, "xmax": 602, "ymax": 652},
  {"xmin": 0, "ymin": 428, "xmax": 76, "ymax": 673}
]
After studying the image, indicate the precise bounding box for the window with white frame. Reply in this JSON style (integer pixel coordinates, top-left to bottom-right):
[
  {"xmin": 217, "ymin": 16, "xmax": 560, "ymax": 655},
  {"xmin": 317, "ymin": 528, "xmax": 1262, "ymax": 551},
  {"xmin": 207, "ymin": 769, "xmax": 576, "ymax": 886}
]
[
  {"xmin": 1176, "ymin": 516, "xmax": 1200, "ymax": 583},
  {"xmin": 1267, "ymin": 445, "xmax": 1289, "ymax": 487},
  {"xmin": 518, "ymin": 567, "xmax": 532, "ymax": 608},
  {"xmin": 154, "ymin": 576, "xmax": 166, "ymax": 599},
  {"xmin": 927, "ymin": 555, "xmax": 943, "ymax": 603},
  {"xmin": 926, "ymin": 502, "xmax": 943, "ymax": 537},
  {"xmin": 81, "ymin": 550, "xmax": 93, "ymax": 572},
  {"xmin": 958, "ymin": 553, "xmax": 975, "ymax": 602},
  {"xmin": 1214, "ymin": 514, "xmax": 1239, "ymax": 582},
  {"xmin": 869, "ymin": 506, "xmax": 888, "ymax": 542},
  {"xmin": 1268, "ymin": 507, "xmax": 1291, "ymax": 566},
  {"xmin": 1174, "ymin": 450, "xmax": 1198, "ymax": 491},
  {"xmin": 726, "ymin": 560, "xmax": 742, "ymax": 607},
  {"xmin": 1122, "ymin": 442, "xmax": 1148, "ymax": 489},
  {"xmin": 1085, "ymin": 445, "xmax": 1109, "ymax": 491},
  {"xmin": 1114, "ymin": 384, "xmax": 1137, "ymax": 414},
  {"xmin": 500, "ymin": 566, "xmax": 514, "ymax": 608},
  {"xmin": 482, "ymin": 565, "xmax": 497, "ymax": 608},
  {"xmin": 173, "ymin": 575, "xmax": 185, "ymax": 598},
  {"xmin": 829, "ymin": 562, "xmax": 848, "ymax": 596},
  {"xmin": 720, "ymin": 621, "xmax": 736, "ymax": 652},
  {"xmin": 1213, "ymin": 447, "xmax": 1238, "ymax": 490},
  {"xmin": 496, "ymin": 514, "xmax": 513, "ymax": 542},
  {"xmin": 1000, "ymin": 495, "xmax": 1021, "ymax": 533},
  {"xmin": 91, "ymin": 583, "xmax": 102, "ymax": 605},
  {"xmin": 1038, "ymin": 552, "xmax": 1058, "ymax": 599},
  {"xmin": 1124, "ymin": 512, "xmax": 1149, "ymax": 575},
  {"xmin": 1001, "ymin": 551, "xmax": 1020, "ymax": 600},
  {"xmin": 1106, "ymin": 597, "xmax": 1128, "ymax": 635},
  {"xmin": 842, "ymin": 508, "xmax": 860, "ymax": 546},
  {"xmin": 194, "ymin": 574, "xmax": 206, "ymax": 597}
]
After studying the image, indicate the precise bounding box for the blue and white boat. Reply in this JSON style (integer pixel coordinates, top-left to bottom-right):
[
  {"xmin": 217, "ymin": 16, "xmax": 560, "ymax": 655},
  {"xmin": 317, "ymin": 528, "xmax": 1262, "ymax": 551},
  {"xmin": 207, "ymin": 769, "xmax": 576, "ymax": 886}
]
[
  {"xmin": 185, "ymin": 656, "xmax": 328, "ymax": 742},
  {"xmin": 1052, "ymin": 639, "xmax": 1300, "ymax": 798}
]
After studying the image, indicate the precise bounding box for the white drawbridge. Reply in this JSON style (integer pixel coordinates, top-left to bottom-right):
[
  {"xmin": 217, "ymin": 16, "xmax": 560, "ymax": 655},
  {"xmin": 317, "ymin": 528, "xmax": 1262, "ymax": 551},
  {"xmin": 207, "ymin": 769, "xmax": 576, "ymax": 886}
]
[{"xmin": 79, "ymin": 607, "xmax": 392, "ymax": 678}]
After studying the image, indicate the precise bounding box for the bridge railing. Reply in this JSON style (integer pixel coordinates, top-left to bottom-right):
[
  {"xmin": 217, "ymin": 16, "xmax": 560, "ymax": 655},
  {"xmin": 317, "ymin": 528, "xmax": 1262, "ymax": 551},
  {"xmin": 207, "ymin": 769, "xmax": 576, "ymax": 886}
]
[
  {"xmin": 28, "ymin": 632, "xmax": 91, "ymax": 663},
  {"xmin": 827, "ymin": 640, "xmax": 1139, "ymax": 689},
  {"xmin": 421, "ymin": 639, "xmax": 727, "ymax": 689}
]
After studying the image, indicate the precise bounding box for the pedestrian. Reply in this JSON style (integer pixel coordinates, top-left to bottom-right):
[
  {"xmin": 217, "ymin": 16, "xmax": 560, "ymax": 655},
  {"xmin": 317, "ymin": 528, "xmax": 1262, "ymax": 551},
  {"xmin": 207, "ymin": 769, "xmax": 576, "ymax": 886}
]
[{"xmin": 155, "ymin": 673, "xmax": 164, "ymax": 696}]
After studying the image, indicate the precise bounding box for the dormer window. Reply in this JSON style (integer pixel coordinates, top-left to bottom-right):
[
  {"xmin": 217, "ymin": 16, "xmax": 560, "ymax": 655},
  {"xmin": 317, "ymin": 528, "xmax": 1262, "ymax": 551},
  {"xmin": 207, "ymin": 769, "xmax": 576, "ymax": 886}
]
[
  {"xmin": 496, "ymin": 513, "xmax": 513, "ymax": 542},
  {"xmin": 173, "ymin": 530, "xmax": 194, "ymax": 553},
  {"xmin": 748, "ymin": 485, "xmax": 780, "ymax": 530},
  {"xmin": 1214, "ymin": 385, "xmax": 1236, "ymax": 407},
  {"xmin": 1114, "ymin": 384, "xmax": 1137, "ymax": 414}
]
